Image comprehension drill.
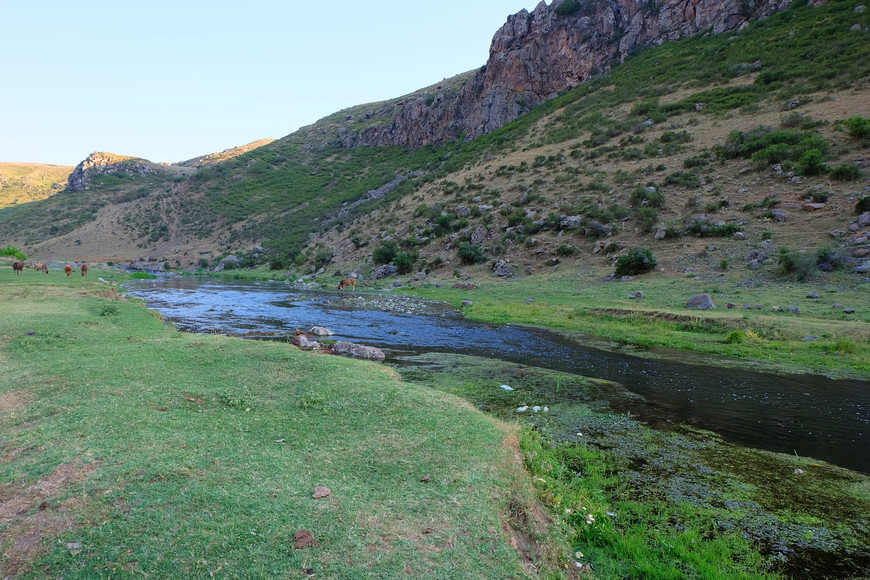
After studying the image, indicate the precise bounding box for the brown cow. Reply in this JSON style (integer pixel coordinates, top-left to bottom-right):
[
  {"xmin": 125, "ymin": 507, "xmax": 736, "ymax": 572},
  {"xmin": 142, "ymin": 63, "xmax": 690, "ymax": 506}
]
[
  {"xmin": 65, "ymin": 264, "xmax": 73, "ymax": 276},
  {"xmin": 12, "ymin": 261, "xmax": 25, "ymax": 274},
  {"xmin": 81, "ymin": 264, "xmax": 89, "ymax": 277},
  {"xmin": 337, "ymin": 277, "xmax": 356, "ymax": 292},
  {"xmin": 34, "ymin": 262, "xmax": 49, "ymax": 274}
]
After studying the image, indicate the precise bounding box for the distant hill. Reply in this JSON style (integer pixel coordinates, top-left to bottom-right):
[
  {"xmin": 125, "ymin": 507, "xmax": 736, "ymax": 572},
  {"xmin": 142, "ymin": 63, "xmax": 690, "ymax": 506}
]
[
  {"xmin": 0, "ymin": 0, "xmax": 867, "ymax": 280},
  {"xmin": 0, "ymin": 162, "xmax": 71, "ymax": 208},
  {"xmin": 175, "ymin": 139, "xmax": 277, "ymax": 168}
]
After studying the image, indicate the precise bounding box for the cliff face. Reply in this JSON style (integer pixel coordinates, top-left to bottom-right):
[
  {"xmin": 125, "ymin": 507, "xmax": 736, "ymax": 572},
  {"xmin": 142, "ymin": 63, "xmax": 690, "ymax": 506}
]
[
  {"xmin": 66, "ymin": 152, "xmax": 159, "ymax": 191},
  {"xmin": 340, "ymin": 0, "xmax": 793, "ymax": 148}
]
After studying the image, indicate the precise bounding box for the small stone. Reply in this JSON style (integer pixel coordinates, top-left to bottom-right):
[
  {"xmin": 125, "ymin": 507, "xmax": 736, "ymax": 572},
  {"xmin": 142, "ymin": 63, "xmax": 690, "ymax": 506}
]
[
  {"xmin": 420, "ymin": 474, "xmax": 431, "ymax": 483},
  {"xmin": 806, "ymin": 290, "xmax": 819, "ymax": 299},
  {"xmin": 312, "ymin": 486, "xmax": 331, "ymax": 499}
]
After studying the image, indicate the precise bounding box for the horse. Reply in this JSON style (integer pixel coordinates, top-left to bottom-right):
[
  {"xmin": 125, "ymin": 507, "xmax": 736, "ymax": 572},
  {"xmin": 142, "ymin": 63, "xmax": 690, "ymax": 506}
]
[
  {"xmin": 65, "ymin": 265, "xmax": 73, "ymax": 276},
  {"xmin": 12, "ymin": 261, "xmax": 25, "ymax": 275},
  {"xmin": 337, "ymin": 278, "xmax": 356, "ymax": 292},
  {"xmin": 34, "ymin": 262, "xmax": 49, "ymax": 274},
  {"xmin": 81, "ymin": 264, "xmax": 89, "ymax": 277}
]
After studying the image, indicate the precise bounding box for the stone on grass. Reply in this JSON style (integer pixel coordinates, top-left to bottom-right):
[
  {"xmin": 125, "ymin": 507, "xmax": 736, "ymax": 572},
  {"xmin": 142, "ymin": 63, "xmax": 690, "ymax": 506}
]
[{"xmin": 687, "ymin": 294, "xmax": 716, "ymax": 309}]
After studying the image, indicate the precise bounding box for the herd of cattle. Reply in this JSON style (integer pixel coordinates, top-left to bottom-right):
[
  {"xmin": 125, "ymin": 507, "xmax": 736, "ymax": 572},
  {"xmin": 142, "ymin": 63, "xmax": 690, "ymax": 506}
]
[{"xmin": 11, "ymin": 261, "xmax": 88, "ymax": 276}]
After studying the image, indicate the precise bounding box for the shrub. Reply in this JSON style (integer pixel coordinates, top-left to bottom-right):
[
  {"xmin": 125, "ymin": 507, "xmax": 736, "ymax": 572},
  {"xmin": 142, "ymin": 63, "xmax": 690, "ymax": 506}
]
[
  {"xmin": 725, "ymin": 330, "xmax": 744, "ymax": 344},
  {"xmin": 457, "ymin": 242, "xmax": 486, "ymax": 265},
  {"xmin": 269, "ymin": 257, "xmax": 287, "ymax": 270},
  {"xmin": 637, "ymin": 207, "xmax": 659, "ymax": 233},
  {"xmin": 830, "ymin": 163, "xmax": 862, "ymax": 181},
  {"xmin": 556, "ymin": 244, "xmax": 580, "ymax": 257},
  {"xmin": 630, "ymin": 186, "xmax": 665, "ymax": 208},
  {"xmin": 393, "ymin": 251, "xmax": 416, "ymax": 275},
  {"xmin": 856, "ymin": 197, "xmax": 870, "ymax": 214},
  {"xmin": 797, "ymin": 148, "xmax": 827, "ymax": 176},
  {"xmin": 776, "ymin": 247, "xmax": 815, "ymax": 281},
  {"xmin": 372, "ymin": 241, "xmax": 398, "ymax": 265},
  {"xmin": 0, "ymin": 244, "xmax": 26, "ymax": 260},
  {"xmin": 554, "ymin": 0, "xmax": 581, "ymax": 16},
  {"xmin": 615, "ymin": 247, "xmax": 657, "ymax": 276},
  {"xmin": 663, "ymin": 171, "xmax": 701, "ymax": 188},
  {"xmin": 842, "ymin": 117, "xmax": 870, "ymax": 140}
]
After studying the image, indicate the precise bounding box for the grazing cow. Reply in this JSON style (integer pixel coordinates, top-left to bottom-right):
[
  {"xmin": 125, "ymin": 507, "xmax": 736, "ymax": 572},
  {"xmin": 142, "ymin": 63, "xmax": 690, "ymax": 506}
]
[
  {"xmin": 34, "ymin": 262, "xmax": 49, "ymax": 274},
  {"xmin": 81, "ymin": 264, "xmax": 89, "ymax": 277},
  {"xmin": 12, "ymin": 261, "xmax": 25, "ymax": 274},
  {"xmin": 337, "ymin": 277, "xmax": 356, "ymax": 292},
  {"xmin": 65, "ymin": 264, "xmax": 73, "ymax": 276}
]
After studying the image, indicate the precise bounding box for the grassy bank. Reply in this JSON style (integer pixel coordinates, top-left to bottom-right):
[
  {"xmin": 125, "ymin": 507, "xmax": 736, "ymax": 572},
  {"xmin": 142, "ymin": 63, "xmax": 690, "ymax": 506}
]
[
  {"xmin": 400, "ymin": 271, "xmax": 870, "ymax": 379},
  {"xmin": 396, "ymin": 352, "xmax": 870, "ymax": 579},
  {"xmin": 0, "ymin": 268, "xmax": 565, "ymax": 578}
]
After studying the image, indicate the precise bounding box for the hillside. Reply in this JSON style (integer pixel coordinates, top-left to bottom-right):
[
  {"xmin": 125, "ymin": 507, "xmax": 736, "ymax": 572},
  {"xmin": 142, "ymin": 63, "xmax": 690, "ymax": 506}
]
[
  {"xmin": 0, "ymin": 162, "xmax": 71, "ymax": 208},
  {"xmin": 0, "ymin": 0, "xmax": 867, "ymax": 280}
]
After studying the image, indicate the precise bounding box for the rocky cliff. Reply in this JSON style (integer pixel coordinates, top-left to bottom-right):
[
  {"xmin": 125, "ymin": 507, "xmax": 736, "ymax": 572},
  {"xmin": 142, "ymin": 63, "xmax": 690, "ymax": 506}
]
[
  {"xmin": 337, "ymin": 0, "xmax": 793, "ymax": 149},
  {"xmin": 66, "ymin": 152, "xmax": 162, "ymax": 191}
]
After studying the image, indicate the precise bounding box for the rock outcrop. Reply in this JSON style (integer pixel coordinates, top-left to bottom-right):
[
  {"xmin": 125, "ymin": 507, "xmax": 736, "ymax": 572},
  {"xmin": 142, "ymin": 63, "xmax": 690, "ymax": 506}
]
[
  {"xmin": 336, "ymin": 0, "xmax": 793, "ymax": 149},
  {"xmin": 67, "ymin": 152, "xmax": 162, "ymax": 192}
]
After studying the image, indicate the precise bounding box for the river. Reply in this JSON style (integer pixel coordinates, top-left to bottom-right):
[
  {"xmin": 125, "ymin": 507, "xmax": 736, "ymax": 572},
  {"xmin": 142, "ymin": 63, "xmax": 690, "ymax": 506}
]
[{"xmin": 124, "ymin": 276, "xmax": 870, "ymax": 475}]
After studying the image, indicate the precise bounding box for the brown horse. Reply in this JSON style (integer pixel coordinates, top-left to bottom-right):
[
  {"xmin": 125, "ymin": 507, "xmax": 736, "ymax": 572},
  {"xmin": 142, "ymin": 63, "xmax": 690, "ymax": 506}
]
[
  {"xmin": 337, "ymin": 278, "xmax": 356, "ymax": 292},
  {"xmin": 34, "ymin": 262, "xmax": 49, "ymax": 274},
  {"xmin": 65, "ymin": 265, "xmax": 73, "ymax": 276},
  {"xmin": 81, "ymin": 264, "xmax": 89, "ymax": 277},
  {"xmin": 12, "ymin": 261, "xmax": 25, "ymax": 275}
]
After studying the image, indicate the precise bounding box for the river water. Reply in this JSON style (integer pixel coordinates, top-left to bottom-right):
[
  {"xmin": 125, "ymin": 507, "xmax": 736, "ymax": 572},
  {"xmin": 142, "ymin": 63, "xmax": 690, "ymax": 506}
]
[{"xmin": 124, "ymin": 277, "xmax": 870, "ymax": 474}]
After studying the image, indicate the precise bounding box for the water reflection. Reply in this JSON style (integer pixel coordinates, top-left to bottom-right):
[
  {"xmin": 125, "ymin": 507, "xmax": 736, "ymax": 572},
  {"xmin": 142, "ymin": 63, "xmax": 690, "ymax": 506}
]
[{"xmin": 124, "ymin": 277, "xmax": 870, "ymax": 474}]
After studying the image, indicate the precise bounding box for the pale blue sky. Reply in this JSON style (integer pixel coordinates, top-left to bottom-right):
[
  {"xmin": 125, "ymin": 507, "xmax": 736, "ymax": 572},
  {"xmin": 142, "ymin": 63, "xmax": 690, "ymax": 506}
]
[{"xmin": 1, "ymin": 1, "xmax": 544, "ymax": 167}]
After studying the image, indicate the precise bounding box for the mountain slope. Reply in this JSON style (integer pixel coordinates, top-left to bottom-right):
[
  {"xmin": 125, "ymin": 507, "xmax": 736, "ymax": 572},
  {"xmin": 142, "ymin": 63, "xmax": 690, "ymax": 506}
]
[
  {"xmin": 0, "ymin": 162, "xmax": 71, "ymax": 209},
  {"xmin": 0, "ymin": 0, "xmax": 867, "ymax": 276}
]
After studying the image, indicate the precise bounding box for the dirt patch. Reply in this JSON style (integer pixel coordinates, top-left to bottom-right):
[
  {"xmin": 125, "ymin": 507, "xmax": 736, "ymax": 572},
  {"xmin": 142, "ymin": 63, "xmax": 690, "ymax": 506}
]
[
  {"xmin": 0, "ymin": 461, "xmax": 98, "ymax": 578},
  {"xmin": 0, "ymin": 389, "xmax": 34, "ymax": 415}
]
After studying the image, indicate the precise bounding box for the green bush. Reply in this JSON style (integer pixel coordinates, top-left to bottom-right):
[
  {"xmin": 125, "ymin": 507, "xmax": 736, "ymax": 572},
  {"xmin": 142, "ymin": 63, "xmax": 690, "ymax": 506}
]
[
  {"xmin": 797, "ymin": 148, "xmax": 827, "ymax": 176},
  {"xmin": 457, "ymin": 242, "xmax": 486, "ymax": 265},
  {"xmin": 556, "ymin": 244, "xmax": 580, "ymax": 257},
  {"xmin": 725, "ymin": 330, "xmax": 744, "ymax": 344},
  {"xmin": 777, "ymin": 247, "xmax": 816, "ymax": 281},
  {"xmin": 830, "ymin": 163, "xmax": 862, "ymax": 181},
  {"xmin": 663, "ymin": 171, "xmax": 701, "ymax": 188},
  {"xmin": 0, "ymin": 244, "xmax": 26, "ymax": 260},
  {"xmin": 372, "ymin": 241, "xmax": 399, "ymax": 265},
  {"xmin": 614, "ymin": 247, "xmax": 657, "ymax": 276},
  {"xmin": 637, "ymin": 207, "xmax": 659, "ymax": 233},
  {"xmin": 842, "ymin": 116, "xmax": 870, "ymax": 140},
  {"xmin": 393, "ymin": 251, "xmax": 416, "ymax": 275},
  {"xmin": 630, "ymin": 186, "xmax": 665, "ymax": 208}
]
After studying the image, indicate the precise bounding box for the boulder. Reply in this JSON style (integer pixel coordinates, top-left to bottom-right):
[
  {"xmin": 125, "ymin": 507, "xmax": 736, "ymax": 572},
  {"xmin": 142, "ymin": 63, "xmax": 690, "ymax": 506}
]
[
  {"xmin": 213, "ymin": 255, "xmax": 240, "ymax": 272},
  {"xmin": 687, "ymin": 293, "xmax": 716, "ymax": 310},
  {"xmin": 331, "ymin": 341, "xmax": 386, "ymax": 362},
  {"xmin": 371, "ymin": 264, "xmax": 397, "ymax": 279},
  {"xmin": 296, "ymin": 335, "xmax": 320, "ymax": 350},
  {"xmin": 309, "ymin": 326, "xmax": 333, "ymax": 336},
  {"xmin": 492, "ymin": 260, "xmax": 515, "ymax": 278}
]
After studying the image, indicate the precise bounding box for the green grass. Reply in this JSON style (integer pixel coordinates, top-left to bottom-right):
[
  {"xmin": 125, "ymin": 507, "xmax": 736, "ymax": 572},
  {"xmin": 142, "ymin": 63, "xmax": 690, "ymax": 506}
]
[
  {"xmin": 396, "ymin": 352, "xmax": 870, "ymax": 579},
  {"xmin": 403, "ymin": 274, "xmax": 870, "ymax": 379},
  {"xmin": 0, "ymin": 269, "xmax": 566, "ymax": 578}
]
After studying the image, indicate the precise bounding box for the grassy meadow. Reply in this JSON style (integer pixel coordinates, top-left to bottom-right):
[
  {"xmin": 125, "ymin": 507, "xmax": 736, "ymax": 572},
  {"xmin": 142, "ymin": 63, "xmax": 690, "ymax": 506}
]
[
  {"xmin": 0, "ymin": 267, "xmax": 566, "ymax": 578},
  {"xmin": 401, "ymin": 271, "xmax": 870, "ymax": 379}
]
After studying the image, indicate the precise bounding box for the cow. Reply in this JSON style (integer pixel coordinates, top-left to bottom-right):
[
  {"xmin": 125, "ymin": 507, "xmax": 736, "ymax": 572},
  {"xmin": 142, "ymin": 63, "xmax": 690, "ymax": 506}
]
[
  {"xmin": 12, "ymin": 261, "xmax": 25, "ymax": 275},
  {"xmin": 81, "ymin": 264, "xmax": 89, "ymax": 277},
  {"xmin": 34, "ymin": 262, "xmax": 49, "ymax": 274},
  {"xmin": 65, "ymin": 265, "xmax": 73, "ymax": 276},
  {"xmin": 337, "ymin": 277, "xmax": 356, "ymax": 292}
]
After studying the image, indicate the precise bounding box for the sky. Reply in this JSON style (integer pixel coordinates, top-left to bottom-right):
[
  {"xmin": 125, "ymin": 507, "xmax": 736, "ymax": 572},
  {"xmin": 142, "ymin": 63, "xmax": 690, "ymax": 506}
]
[{"xmin": 1, "ymin": 1, "xmax": 544, "ymax": 167}]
